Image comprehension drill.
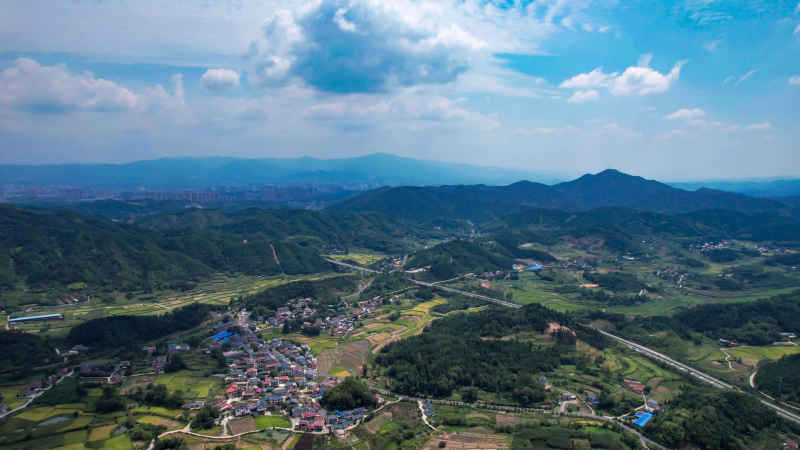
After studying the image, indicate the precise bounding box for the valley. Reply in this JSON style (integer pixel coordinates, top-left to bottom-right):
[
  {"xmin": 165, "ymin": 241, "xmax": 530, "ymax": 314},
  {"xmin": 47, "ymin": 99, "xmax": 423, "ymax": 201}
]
[{"xmin": 2, "ymin": 170, "xmax": 800, "ymax": 449}]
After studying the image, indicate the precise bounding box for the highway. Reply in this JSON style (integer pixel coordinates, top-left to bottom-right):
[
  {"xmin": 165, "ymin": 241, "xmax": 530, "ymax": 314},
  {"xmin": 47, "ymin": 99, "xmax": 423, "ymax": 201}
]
[
  {"xmin": 326, "ymin": 257, "xmax": 800, "ymax": 425},
  {"xmin": 407, "ymin": 278, "xmax": 522, "ymax": 309},
  {"xmin": 325, "ymin": 258, "xmax": 522, "ymax": 309},
  {"xmin": 597, "ymin": 329, "xmax": 800, "ymax": 425}
]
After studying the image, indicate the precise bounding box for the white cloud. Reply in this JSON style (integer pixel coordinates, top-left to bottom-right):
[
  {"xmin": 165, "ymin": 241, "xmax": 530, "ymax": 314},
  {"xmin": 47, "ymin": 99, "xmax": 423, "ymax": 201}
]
[
  {"xmin": 560, "ymin": 58, "xmax": 685, "ymax": 97},
  {"xmin": 703, "ymin": 40, "xmax": 721, "ymax": 51},
  {"xmin": 0, "ymin": 57, "xmax": 138, "ymax": 113},
  {"xmin": 722, "ymin": 75, "xmax": 735, "ymax": 86},
  {"xmin": 333, "ymin": 8, "xmax": 358, "ymax": 32},
  {"xmin": 795, "ymin": 23, "xmax": 800, "ymax": 35},
  {"xmin": 201, "ymin": 69, "xmax": 240, "ymax": 91},
  {"xmin": 666, "ymin": 108, "xmax": 706, "ymax": 120},
  {"xmin": 610, "ymin": 61, "xmax": 685, "ymax": 95},
  {"xmin": 245, "ymin": 0, "xmax": 595, "ymax": 94},
  {"xmin": 304, "ymin": 91, "xmax": 499, "ymax": 131},
  {"xmin": 744, "ymin": 121, "xmax": 773, "ymax": 131},
  {"xmin": 796, "ymin": 2, "xmax": 800, "ymax": 13},
  {"xmin": 560, "ymin": 68, "xmax": 618, "ymax": 89},
  {"xmin": 734, "ymin": 69, "xmax": 757, "ymax": 86},
  {"xmin": 567, "ymin": 90, "xmax": 599, "ymax": 103},
  {"xmin": 790, "ymin": 75, "xmax": 800, "ymax": 85},
  {"xmin": 0, "ymin": 57, "xmax": 187, "ymax": 117}
]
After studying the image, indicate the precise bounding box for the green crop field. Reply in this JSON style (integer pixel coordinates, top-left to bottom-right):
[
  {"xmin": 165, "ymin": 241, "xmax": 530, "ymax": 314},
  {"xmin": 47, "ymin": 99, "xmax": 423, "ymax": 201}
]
[{"xmin": 254, "ymin": 415, "xmax": 291, "ymax": 430}]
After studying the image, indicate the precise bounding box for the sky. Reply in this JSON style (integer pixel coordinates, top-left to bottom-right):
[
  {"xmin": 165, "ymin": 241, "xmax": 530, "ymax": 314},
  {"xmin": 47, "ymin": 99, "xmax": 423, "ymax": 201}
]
[{"xmin": 0, "ymin": 0, "xmax": 798, "ymax": 180}]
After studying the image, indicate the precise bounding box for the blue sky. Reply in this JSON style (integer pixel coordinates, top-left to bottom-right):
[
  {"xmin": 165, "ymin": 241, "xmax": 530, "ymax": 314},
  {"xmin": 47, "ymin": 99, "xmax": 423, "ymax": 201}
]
[{"xmin": 0, "ymin": 0, "xmax": 798, "ymax": 180}]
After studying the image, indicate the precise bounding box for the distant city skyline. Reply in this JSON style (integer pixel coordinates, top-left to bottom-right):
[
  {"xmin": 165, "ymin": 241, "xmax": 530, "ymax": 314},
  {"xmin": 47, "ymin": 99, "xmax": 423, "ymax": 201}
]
[{"xmin": 1, "ymin": 0, "xmax": 799, "ymax": 179}]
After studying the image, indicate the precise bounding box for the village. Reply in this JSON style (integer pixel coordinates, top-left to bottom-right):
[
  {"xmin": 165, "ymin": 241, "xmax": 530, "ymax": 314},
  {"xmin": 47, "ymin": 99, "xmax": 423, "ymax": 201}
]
[{"xmin": 208, "ymin": 307, "xmax": 379, "ymax": 435}]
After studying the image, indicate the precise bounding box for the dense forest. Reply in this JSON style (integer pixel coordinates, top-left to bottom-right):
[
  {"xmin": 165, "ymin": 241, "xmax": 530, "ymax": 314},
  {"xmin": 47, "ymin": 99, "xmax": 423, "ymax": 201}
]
[
  {"xmin": 0, "ymin": 205, "xmax": 336, "ymax": 304},
  {"xmin": 67, "ymin": 302, "xmax": 215, "ymax": 349},
  {"xmin": 406, "ymin": 240, "xmax": 513, "ymax": 280},
  {"xmin": 0, "ymin": 330, "xmax": 54, "ymax": 369},
  {"xmin": 755, "ymin": 354, "xmax": 800, "ymax": 403},
  {"xmin": 645, "ymin": 386, "xmax": 790, "ymax": 450},
  {"xmin": 320, "ymin": 377, "xmax": 377, "ymax": 411},
  {"xmin": 374, "ymin": 304, "xmax": 603, "ymax": 404},
  {"xmin": 137, "ymin": 207, "xmax": 428, "ymax": 253}
]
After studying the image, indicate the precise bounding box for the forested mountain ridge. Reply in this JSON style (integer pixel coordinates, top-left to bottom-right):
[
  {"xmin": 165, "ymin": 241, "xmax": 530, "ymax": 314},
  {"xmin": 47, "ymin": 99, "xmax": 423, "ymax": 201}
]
[
  {"xmin": 0, "ymin": 205, "xmax": 331, "ymax": 297},
  {"xmin": 135, "ymin": 207, "xmax": 428, "ymax": 253},
  {"xmin": 484, "ymin": 206, "xmax": 800, "ymax": 256},
  {"xmin": 330, "ymin": 169, "xmax": 798, "ymax": 222}
]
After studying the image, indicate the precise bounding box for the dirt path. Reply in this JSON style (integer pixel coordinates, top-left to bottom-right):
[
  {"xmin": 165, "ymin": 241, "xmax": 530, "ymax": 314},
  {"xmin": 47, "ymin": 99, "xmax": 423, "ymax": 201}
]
[
  {"xmin": 418, "ymin": 400, "xmax": 437, "ymax": 431},
  {"xmin": 270, "ymin": 243, "xmax": 281, "ymax": 267},
  {"xmin": 721, "ymin": 348, "xmax": 734, "ymax": 370}
]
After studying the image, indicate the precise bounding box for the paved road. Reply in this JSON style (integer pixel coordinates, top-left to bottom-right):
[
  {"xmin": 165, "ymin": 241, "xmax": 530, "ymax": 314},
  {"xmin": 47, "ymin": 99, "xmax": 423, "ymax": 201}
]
[
  {"xmin": 326, "ymin": 258, "xmax": 522, "ymax": 309},
  {"xmin": 0, "ymin": 371, "xmax": 75, "ymax": 419},
  {"xmin": 407, "ymin": 278, "xmax": 522, "ymax": 309},
  {"xmin": 596, "ymin": 329, "xmax": 800, "ymax": 425}
]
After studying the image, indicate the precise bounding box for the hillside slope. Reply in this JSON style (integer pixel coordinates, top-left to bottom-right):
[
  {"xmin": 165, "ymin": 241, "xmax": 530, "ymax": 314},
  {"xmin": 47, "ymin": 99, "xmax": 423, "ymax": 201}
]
[{"xmin": 0, "ymin": 205, "xmax": 330, "ymax": 300}]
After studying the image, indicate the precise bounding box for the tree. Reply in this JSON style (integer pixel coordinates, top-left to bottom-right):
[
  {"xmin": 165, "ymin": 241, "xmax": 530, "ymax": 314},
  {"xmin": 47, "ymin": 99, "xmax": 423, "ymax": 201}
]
[{"xmin": 320, "ymin": 378, "xmax": 377, "ymax": 411}]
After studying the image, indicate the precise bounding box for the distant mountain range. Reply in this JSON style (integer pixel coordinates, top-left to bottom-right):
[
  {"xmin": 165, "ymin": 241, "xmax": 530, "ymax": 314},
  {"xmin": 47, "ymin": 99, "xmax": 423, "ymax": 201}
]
[
  {"xmin": 330, "ymin": 169, "xmax": 799, "ymax": 222},
  {"xmin": 671, "ymin": 179, "xmax": 800, "ymax": 198},
  {"xmin": 0, "ymin": 153, "xmax": 561, "ymax": 189}
]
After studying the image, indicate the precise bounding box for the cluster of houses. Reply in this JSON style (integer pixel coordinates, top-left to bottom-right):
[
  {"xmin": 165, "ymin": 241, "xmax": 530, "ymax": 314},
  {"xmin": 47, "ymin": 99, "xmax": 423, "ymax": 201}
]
[
  {"xmin": 690, "ymin": 240, "xmax": 732, "ymax": 253},
  {"xmin": 262, "ymin": 296, "xmax": 382, "ymax": 336},
  {"xmin": 559, "ymin": 260, "xmax": 595, "ymax": 271},
  {"xmin": 15, "ymin": 367, "xmax": 71, "ymax": 399},
  {"xmin": 211, "ymin": 318, "xmax": 372, "ymax": 434}
]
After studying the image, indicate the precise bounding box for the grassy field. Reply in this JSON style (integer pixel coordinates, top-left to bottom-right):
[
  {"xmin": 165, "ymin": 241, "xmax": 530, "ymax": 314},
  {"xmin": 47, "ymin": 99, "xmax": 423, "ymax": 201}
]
[
  {"xmin": 154, "ymin": 370, "xmax": 219, "ymax": 399},
  {"xmin": 130, "ymin": 406, "xmax": 182, "ymax": 419},
  {"xmin": 254, "ymin": 415, "xmax": 291, "ymax": 430}
]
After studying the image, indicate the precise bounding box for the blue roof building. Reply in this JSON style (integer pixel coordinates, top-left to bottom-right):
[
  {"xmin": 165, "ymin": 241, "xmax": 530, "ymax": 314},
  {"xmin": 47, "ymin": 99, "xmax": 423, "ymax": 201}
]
[{"xmin": 634, "ymin": 412, "xmax": 653, "ymax": 427}]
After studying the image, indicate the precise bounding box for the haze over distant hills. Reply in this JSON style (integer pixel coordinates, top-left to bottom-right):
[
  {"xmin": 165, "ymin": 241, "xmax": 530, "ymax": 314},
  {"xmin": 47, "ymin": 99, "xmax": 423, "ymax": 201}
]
[
  {"xmin": 0, "ymin": 153, "xmax": 561, "ymax": 189},
  {"xmin": 330, "ymin": 169, "xmax": 799, "ymax": 222}
]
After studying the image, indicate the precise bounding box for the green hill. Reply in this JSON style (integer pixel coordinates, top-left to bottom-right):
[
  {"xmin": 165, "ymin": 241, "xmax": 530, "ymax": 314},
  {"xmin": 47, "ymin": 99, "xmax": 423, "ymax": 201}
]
[
  {"xmin": 136, "ymin": 207, "xmax": 425, "ymax": 253},
  {"xmin": 407, "ymin": 240, "xmax": 514, "ymax": 280},
  {"xmin": 329, "ymin": 170, "xmax": 797, "ymax": 223},
  {"xmin": 755, "ymin": 354, "xmax": 800, "ymax": 403},
  {"xmin": 0, "ymin": 205, "xmax": 332, "ymax": 308}
]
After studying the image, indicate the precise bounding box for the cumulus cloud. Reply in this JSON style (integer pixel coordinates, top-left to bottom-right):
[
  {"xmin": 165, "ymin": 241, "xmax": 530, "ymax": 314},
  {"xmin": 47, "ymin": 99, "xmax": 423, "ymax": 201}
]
[
  {"xmin": 790, "ymin": 75, "xmax": 800, "ymax": 85},
  {"xmin": 0, "ymin": 57, "xmax": 186, "ymax": 117},
  {"xmin": 201, "ymin": 69, "xmax": 240, "ymax": 91},
  {"xmin": 567, "ymin": 90, "xmax": 599, "ymax": 103},
  {"xmin": 0, "ymin": 57, "xmax": 138, "ymax": 113},
  {"xmin": 610, "ymin": 61, "xmax": 685, "ymax": 95},
  {"xmin": 560, "ymin": 57, "xmax": 685, "ymax": 97},
  {"xmin": 247, "ymin": 0, "xmax": 491, "ymax": 93},
  {"xmin": 666, "ymin": 108, "xmax": 706, "ymax": 120},
  {"xmin": 559, "ymin": 68, "xmax": 618, "ymax": 89}
]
